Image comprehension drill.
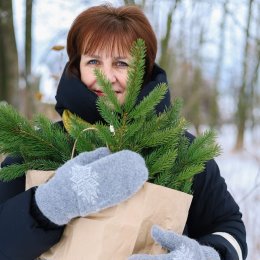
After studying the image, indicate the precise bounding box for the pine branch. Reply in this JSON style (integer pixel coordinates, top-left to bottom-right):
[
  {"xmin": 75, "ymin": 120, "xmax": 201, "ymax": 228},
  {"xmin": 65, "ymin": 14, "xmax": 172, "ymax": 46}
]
[
  {"xmin": 94, "ymin": 69, "xmax": 122, "ymax": 113},
  {"xmin": 96, "ymin": 98, "xmax": 121, "ymax": 128},
  {"xmin": 63, "ymin": 109, "xmax": 93, "ymax": 134},
  {"xmin": 154, "ymin": 170, "xmax": 173, "ymax": 187},
  {"xmin": 62, "ymin": 110, "xmax": 104, "ymax": 153},
  {"xmin": 156, "ymin": 98, "xmax": 183, "ymax": 129},
  {"xmin": 0, "ymin": 159, "xmax": 60, "ymax": 182},
  {"xmin": 0, "ymin": 105, "xmax": 71, "ymax": 162},
  {"xmin": 128, "ymin": 83, "xmax": 168, "ymax": 119},
  {"xmin": 187, "ymin": 130, "xmax": 221, "ymax": 163},
  {"xmin": 94, "ymin": 123, "xmax": 117, "ymax": 150},
  {"xmin": 139, "ymin": 118, "xmax": 186, "ymax": 148},
  {"xmin": 123, "ymin": 39, "xmax": 146, "ymax": 113},
  {"xmin": 0, "ymin": 104, "xmax": 33, "ymax": 155},
  {"xmin": 148, "ymin": 148, "xmax": 178, "ymax": 177},
  {"xmin": 123, "ymin": 118, "xmax": 146, "ymax": 143},
  {"xmin": 174, "ymin": 164, "xmax": 204, "ymax": 182},
  {"xmin": 33, "ymin": 114, "xmax": 71, "ymax": 162}
]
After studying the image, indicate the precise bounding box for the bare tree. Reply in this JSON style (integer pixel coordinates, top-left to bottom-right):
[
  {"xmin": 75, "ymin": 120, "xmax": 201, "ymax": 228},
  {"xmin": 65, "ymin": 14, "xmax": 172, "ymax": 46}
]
[
  {"xmin": 25, "ymin": 0, "xmax": 32, "ymax": 78},
  {"xmin": 210, "ymin": 0, "xmax": 229, "ymax": 127},
  {"xmin": 159, "ymin": 0, "xmax": 181, "ymax": 70},
  {"xmin": 249, "ymin": 3, "xmax": 260, "ymax": 129},
  {"xmin": 185, "ymin": 1, "xmax": 212, "ymax": 134},
  {"xmin": 189, "ymin": 24, "xmax": 206, "ymax": 134},
  {"xmin": 23, "ymin": 0, "xmax": 35, "ymax": 118},
  {"xmin": 123, "ymin": 0, "xmax": 136, "ymax": 5},
  {"xmin": 235, "ymin": 0, "xmax": 254, "ymax": 150},
  {"xmin": 0, "ymin": 0, "xmax": 19, "ymax": 107}
]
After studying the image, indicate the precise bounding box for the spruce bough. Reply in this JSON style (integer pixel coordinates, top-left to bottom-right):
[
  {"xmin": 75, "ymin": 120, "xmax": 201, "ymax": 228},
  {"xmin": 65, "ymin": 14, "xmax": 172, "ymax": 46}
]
[{"xmin": 0, "ymin": 39, "xmax": 221, "ymax": 194}]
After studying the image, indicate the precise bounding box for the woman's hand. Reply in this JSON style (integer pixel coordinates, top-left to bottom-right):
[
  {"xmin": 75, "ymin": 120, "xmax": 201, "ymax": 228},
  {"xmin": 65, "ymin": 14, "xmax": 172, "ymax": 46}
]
[
  {"xmin": 35, "ymin": 147, "xmax": 148, "ymax": 225},
  {"xmin": 129, "ymin": 225, "xmax": 220, "ymax": 260}
]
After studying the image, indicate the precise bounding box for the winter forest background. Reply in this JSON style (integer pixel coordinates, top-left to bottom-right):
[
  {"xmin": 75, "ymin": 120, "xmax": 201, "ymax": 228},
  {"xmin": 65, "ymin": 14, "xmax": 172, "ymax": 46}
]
[{"xmin": 0, "ymin": 0, "xmax": 259, "ymax": 259}]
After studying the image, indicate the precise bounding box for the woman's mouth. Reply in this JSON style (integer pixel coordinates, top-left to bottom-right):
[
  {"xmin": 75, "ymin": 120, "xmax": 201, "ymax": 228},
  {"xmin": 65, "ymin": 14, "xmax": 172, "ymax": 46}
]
[
  {"xmin": 94, "ymin": 90, "xmax": 104, "ymax": 96},
  {"xmin": 94, "ymin": 90, "xmax": 121, "ymax": 97}
]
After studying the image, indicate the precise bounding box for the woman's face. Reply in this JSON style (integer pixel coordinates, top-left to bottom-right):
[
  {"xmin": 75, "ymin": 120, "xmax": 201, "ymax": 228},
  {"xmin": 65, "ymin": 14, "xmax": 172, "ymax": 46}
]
[{"xmin": 80, "ymin": 49, "xmax": 131, "ymax": 104}]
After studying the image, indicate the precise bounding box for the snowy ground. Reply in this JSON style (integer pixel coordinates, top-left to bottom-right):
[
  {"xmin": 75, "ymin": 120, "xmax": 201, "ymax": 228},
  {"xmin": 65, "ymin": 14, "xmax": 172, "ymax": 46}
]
[{"xmin": 215, "ymin": 125, "xmax": 260, "ymax": 260}]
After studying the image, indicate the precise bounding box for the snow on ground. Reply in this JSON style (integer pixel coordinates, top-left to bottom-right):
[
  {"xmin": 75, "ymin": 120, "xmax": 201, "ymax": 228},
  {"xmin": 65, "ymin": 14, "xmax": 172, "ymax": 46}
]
[{"xmin": 215, "ymin": 125, "xmax": 260, "ymax": 260}]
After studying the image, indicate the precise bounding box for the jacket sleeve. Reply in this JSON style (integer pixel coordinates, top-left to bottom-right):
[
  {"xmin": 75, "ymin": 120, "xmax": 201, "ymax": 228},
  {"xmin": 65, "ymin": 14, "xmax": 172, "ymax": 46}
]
[
  {"xmin": 0, "ymin": 157, "xmax": 64, "ymax": 260},
  {"xmin": 187, "ymin": 159, "xmax": 247, "ymax": 260}
]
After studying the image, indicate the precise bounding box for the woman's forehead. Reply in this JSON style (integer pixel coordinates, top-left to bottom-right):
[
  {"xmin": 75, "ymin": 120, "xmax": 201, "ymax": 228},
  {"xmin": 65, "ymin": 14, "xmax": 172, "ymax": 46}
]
[
  {"xmin": 82, "ymin": 33, "xmax": 133, "ymax": 56},
  {"xmin": 84, "ymin": 45, "xmax": 131, "ymax": 58}
]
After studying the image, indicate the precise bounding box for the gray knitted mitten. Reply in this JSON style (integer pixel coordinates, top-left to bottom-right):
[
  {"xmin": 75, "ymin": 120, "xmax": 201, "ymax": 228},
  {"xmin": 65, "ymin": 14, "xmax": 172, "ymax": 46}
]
[
  {"xmin": 129, "ymin": 225, "xmax": 220, "ymax": 260},
  {"xmin": 35, "ymin": 147, "xmax": 148, "ymax": 225}
]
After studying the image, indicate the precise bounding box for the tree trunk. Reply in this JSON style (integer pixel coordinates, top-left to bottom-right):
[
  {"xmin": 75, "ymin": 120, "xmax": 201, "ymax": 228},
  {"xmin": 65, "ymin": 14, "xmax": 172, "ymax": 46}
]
[
  {"xmin": 23, "ymin": 0, "xmax": 34, "ymax": 118},
  {"xmin": 249, "ymin": 4, "xmax": 260, "ymax": 129},
  {"xmin": 0, "ymin": 1, "xmax": 19, "ymax": 107},
  {"xmin": 158, "ymin": 1, "xmax": 180, "ymax": 70},
  {"xmin": 123, "ymin": 0, "xmax": 136, "ymax": 5},
  {"xmin": 192, "ymin": 67, "xmax": 203, "ymax": 134},
  {"xmin": 210, "ymin": 0, "xmax": 229, "ymax": 128},
  {"xmin": 25, "ymin": 0, "xmax": 32, "ymax": 77},
  {"xmin": 234, "ymin": 0, "xmax": 254, "ymax": 150},
  {"xmin": 188, "ymin": 4, "xmax": 206, "ymax": 135}
]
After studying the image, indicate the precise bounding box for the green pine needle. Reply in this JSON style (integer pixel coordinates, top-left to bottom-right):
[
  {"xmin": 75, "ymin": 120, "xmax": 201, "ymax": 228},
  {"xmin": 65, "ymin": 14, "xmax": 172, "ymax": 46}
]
[
  {"xmin": 0, "ymin": 160, "xmax": 60, "ymax": 182},
  {"xmin": 123, "ymin": 39, "xmax": 146, "ymax": 112},
  {"xmin": 96, "ymin": 98, "xmax": 121, "ymax": 128},
  {"xmin": 94, "ymin": 69, "xmax": 122, "ymax": 113},
  {"xmin": 128, "ymin": 83, "xmax": 168, "ymax": 119},
  {"xmin": 148, "ymin": 148, "xmax": 178, "ymax": 177}
]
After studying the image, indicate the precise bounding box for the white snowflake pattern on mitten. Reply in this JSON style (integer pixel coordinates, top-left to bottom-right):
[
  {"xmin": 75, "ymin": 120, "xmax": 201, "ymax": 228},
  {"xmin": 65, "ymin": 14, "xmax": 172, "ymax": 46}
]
[
  {"xmin": 170, "ymin": 244, "xmax": 195, "ymax": 260},
  {"xmin": 70, "ymin": 165, "xmax": 100, "ymax": 205}
]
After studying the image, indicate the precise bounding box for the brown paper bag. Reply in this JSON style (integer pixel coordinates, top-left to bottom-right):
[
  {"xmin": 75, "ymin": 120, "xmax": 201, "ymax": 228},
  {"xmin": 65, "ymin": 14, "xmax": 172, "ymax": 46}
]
[{"xmin": 26, "ymin": 170, "xmax": 193, "ymax": 260}]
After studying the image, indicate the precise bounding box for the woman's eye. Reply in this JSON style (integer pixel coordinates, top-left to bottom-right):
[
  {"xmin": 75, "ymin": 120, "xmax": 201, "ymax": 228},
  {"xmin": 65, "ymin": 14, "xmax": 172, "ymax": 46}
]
[
  {"xmin": 116, "ymin": 61, "xmax": 129, "ymax": 67},
  {"xmin": 87, "ymin": 60, "xmax": 99, "ymax": 65}
]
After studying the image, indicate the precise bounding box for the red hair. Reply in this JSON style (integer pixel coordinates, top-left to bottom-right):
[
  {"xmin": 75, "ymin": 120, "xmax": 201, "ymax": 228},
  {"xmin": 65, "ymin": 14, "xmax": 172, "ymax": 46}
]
[{"xmin": 66, "ymin": 4, "xmax": 157, "ymax": 81}]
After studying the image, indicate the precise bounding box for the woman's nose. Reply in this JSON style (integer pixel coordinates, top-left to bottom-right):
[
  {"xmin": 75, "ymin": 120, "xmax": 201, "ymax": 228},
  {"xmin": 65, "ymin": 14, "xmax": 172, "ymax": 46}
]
[{"xmin": 102, "ymin": 66, "xmax": 116, "ymax": 83}]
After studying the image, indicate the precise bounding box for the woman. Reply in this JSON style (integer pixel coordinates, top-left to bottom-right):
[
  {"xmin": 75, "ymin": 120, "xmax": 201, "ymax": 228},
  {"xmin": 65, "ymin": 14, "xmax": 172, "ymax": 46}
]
[{"xmin": 0, "ymin": 4, "xmax": 247, "ymax": 260}]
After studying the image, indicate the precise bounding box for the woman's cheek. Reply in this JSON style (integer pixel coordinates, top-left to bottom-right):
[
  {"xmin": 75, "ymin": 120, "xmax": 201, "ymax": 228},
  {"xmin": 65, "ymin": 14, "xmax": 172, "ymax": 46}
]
[{"xmin": 120, "ymin": 72, "xmax": 128, "ymax": 88}]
